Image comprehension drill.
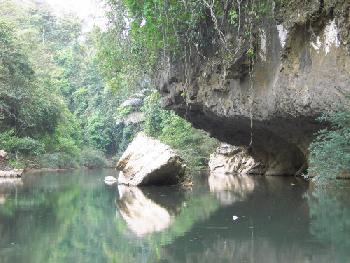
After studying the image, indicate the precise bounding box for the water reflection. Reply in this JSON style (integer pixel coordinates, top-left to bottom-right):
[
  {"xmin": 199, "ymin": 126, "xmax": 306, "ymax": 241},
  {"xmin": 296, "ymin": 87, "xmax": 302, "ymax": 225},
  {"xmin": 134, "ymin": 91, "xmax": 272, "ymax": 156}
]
[
  {"xmin": 0, "ymin": 195, "xmax": 5, "ymax": 205},
  {"xmin": 167, "ymin": 237, "xmax": 339, "ymax": 263},
  {"xmin": 307, "ymin": 183, "xmax": 350, "ymax": 261},
  {"xmin": 0, "ymin": 178, "xmax": 23, "ymax": 186},
  {"xmin": 116, "ymin": 185, "xmax": 173, "ymax": 236},
  {"xmin": 0, "ymin": 171, "xmax": 349, "ymax": 263},
  {"xmin": 208, "ymin": 174, "xmax": 255, "ymax": 205},
  {"xmin": 0, "ymin": 178, "xmax": 22, "ymax": 206}
]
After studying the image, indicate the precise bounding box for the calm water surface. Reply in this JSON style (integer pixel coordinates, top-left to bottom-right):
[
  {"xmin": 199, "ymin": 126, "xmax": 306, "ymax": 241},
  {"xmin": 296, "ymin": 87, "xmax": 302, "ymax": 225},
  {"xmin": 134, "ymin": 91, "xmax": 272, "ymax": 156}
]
[{"xmin": 0, "ymin": 170, "xmax": 349, "ymax": 263}]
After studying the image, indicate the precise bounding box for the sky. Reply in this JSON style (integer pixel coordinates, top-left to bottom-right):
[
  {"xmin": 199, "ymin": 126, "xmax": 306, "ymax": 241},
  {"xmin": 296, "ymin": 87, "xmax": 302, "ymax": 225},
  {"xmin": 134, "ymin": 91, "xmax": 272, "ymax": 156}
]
[{"xmin": 44, "ymin": 0, "xmax": 107, "ymax": 31}]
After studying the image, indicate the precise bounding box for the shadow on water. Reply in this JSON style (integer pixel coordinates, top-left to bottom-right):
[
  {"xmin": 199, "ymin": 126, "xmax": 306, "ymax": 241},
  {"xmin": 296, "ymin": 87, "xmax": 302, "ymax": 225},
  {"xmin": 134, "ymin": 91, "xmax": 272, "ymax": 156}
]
[{"xmin": 0, "ymin": 170, "xmax": 349, "ymax": 262}]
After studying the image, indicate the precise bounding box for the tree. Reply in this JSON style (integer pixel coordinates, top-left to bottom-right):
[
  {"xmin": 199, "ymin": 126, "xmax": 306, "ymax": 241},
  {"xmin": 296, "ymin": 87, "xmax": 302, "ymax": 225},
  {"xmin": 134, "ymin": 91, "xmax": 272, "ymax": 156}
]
[{"xmin": 309, "ymin": 109, "xmax": 350, "ymax": 184}]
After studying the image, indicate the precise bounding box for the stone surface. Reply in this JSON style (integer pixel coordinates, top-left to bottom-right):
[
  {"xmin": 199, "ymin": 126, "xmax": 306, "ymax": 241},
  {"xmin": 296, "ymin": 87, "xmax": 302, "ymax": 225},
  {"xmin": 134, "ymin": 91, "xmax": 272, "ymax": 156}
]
[
  {"xmin": 0, "ymin": 169, "xmax": 23, "ymax": 178},
  {"xmin": 117, "ymin": 133, "xmax": 184, "ymax": 186},
  {"xmin": 209, "ymin": 143, "xmax": 264, "ymax": 176},
  {"xmin": 104, "ymin": 176, "xmax": 117, "ymax": 185},
  {"xmin": 0, "ymin": 150, "xmax": 7, "ymax": 161},
  {"xmin": 115, "ymin": 90, "xmax": 151, "ymax": 126},
  {"xmin": 156, "ymin": 1, "xmax": 350, "ymax": 175}
]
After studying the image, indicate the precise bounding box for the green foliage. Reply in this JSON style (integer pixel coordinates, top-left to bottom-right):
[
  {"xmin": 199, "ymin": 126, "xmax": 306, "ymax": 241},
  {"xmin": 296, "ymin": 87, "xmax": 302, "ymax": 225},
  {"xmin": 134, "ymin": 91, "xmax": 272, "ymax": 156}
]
[
  {"xmin": 103, "ymin": 0, "xmax": 277, "ymax": 81},
  {"xmin": 0, "ymin": 19, "xmax": 61, "ymax": 137},
  {"xmin": 80, "ymin": 148, "xmax": 108, "ymax": 168},
  {"xmin": 247, "ymin": 47, "xmax": 255, "ymax": 58},
  {"xmin": 0, "ymin": 0, "xmax": 219, "ymax": 173},
  {"xmin": 0, "ymin": 1, "xmax": 124, "ymax": 166},
  {"xmin": 84, "ymin": 113, "xmax": 113, "ymax": 152},
  {"xmin": 142, "ymin": 91, "xmax": 218, "ymax": 173},
  {"xmin": 309, "ymin": 109, "xmax": 350, "ymax": 184},
  {"xmin": 142, "ymin": 92, "xmax": 167, "ymax": 138},
  {"xmin": 116, "ymin": 105, "xmax": 133, "ymax": 118},
  {"xmin": 0, "ymin": 130, "xmax": 45, "ymax": 156},
  {"xmin": 38, "ymin": 152, "xmax": 79, "ymax": 169},
  {"xmin": 229, "ymin": 9, "xmax": 238, "ymax": 25}
]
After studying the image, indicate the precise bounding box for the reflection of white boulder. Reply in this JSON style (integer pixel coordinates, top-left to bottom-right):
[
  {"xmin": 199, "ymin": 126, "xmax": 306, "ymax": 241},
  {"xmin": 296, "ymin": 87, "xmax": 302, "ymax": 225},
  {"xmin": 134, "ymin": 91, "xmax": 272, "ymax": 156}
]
[
  {"xmin": 208, "ymin": 174, "xmax": 255, "ymax": 206},
  {"xmin": 117, "ymin": 185, "xmax": 172, "ymax": 237},
  {"xmin": 0, "ymin": 178, "xmax": 23, "ymax": 186},
  {"xmin": 0, "ymin": 194, "xmax": 6, "ymax": 205},
  {"xmin": 0, "ymin": 178, "xmax": 22, "ymax": 205},
  {"xmin": 117, "ymin": 133, "xmax": 184, "ymax": 186}
]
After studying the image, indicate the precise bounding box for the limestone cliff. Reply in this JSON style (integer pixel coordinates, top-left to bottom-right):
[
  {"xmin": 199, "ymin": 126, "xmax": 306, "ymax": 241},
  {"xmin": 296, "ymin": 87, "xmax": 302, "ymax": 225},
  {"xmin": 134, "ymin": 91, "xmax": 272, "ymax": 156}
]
[{"xmin": 156, "ymin": 0, "xmax": 350, "ymax": 175}]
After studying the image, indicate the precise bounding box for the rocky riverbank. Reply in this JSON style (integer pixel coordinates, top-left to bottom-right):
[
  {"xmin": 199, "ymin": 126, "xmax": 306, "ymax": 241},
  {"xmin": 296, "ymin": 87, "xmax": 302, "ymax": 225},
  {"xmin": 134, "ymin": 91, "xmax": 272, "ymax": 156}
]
[{"xmin": 0, "ymin": 150, "xmax": 23, "ymax": 178}]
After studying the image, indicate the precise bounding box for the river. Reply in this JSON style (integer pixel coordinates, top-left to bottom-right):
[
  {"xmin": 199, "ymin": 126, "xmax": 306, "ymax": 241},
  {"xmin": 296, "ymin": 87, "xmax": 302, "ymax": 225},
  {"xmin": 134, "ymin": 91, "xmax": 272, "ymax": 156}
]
[{"xmin": 0, "ymin": 170, "xmax": 349, "ymax": 263}]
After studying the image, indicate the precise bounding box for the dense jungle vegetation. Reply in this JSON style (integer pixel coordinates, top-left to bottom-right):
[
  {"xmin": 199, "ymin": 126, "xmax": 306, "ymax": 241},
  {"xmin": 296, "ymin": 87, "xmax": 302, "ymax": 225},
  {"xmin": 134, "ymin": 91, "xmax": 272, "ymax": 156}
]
[
  {"xmin": 0, "ymin": 0, "xmax": 348, "ymax": 182},
  {"xmin": 0, "ymin": 0, "xmax": 217, "ymax": 172}
]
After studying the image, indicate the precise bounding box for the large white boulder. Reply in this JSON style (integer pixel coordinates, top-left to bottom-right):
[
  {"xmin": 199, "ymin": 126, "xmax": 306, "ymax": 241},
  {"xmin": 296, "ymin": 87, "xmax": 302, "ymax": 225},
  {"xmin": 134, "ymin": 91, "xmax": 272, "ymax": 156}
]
[{"xmin": 117, "ymin": 133, "xmax": 185, "ymax": 186}]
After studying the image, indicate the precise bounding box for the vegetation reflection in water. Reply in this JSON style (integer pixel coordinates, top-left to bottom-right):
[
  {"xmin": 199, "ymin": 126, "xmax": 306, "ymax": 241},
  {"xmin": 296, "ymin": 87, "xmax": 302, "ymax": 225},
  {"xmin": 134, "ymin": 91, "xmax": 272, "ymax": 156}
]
[
  {"xmin": 0, "ymin": 171, "xmax": 350, "ymax": 263},
  {"xmin": 307, "ymin": 184, "xmax": 350, "ymax": 262},
  {"xmin": 0, "ymin": 170, "xmax": 220, "ymax": 263}
]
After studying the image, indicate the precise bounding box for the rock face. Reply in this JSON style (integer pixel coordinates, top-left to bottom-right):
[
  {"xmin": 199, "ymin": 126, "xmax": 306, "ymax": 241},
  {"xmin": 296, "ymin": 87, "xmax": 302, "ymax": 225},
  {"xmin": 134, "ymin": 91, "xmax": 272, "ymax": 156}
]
[
  {"xmin": 209, "ymin": 143, "xmax": 264, "ymax": 176},
  {"xmin": 156, "ymin": 1, "xmax": 350, "ymax": 175},
  {"xmin": 117, "ymin": 133, "xmax": 185, "ymax": 186},
  {"xmin": 116, "ymin": 89, "xmax": 150, "ymax": 126}
]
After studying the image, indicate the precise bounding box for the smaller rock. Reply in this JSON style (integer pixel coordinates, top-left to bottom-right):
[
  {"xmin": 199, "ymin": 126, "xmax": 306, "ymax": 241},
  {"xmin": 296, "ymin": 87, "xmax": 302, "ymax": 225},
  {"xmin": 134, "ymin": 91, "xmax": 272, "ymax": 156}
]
[
  {"xmin": 120, "ymin": 97, "xmax": 143, "ymax": 108},
  {"xmin": 0, "ymin": 169, "xmax": 23, "ymax": 178},
  {"xmin": 104, "ymin": 176, "xmax": 118, "ymax": 185},
  {"xmin": 0, "ymin": 150, "xmax": 7, "ymax": 162},
  {"xmin": 209, "ymin": 143, "xmax": 264, "ymax": 176}
]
